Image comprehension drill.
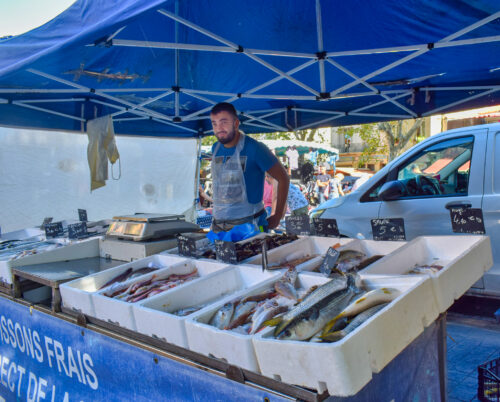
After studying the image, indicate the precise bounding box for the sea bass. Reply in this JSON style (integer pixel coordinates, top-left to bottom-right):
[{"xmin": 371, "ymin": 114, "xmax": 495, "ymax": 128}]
[
  {"xmin": 210, "ymin": 302, "xmax": 235, "ymax": 330},
  {"xmin": 275, "ymin": 274, "xmax": 361, "ymax": 341}
]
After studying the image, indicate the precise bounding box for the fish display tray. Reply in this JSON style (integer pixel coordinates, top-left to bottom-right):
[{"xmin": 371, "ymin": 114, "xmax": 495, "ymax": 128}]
[
  {"xmin": 92, "ymin": 259, "xmax": 229, "ymax": 331},
  {"xmin": 185, "ymin": 272, "xmax": 331, "ymax": 373},
  {"xmin": 244, "ymin": 236, "xmax": 353, "ymax": 271},
  {"xmin": 478, "ymin": 356, "xmax": 500, "ymax": 402},
  {"xmin": 0, "ymin": 237, "xmax": 100, "ymax": 284},
  {"xmin": 361, "ymin": 235, "xmax": 493, "ymax": 312},
  {"xmin": 0, "ymin": 227, "xmax": 43, "ymax": 241},
  {"xmin": 132, "ymin": 265, "xmax": 279, "ymax": 348},
  {"xmin": 60, "ymin": 254, "xmax": 187, "ymax": 316},
  {"xmin": 252, "ymin": 275, "xmax": 438, "ymax": 396}
]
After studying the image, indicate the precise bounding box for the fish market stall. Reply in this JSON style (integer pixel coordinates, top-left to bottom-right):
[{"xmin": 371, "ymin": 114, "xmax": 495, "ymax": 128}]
[{"xmin": 0, "ymin": 232, "xmax": 493, "ymax": 400}]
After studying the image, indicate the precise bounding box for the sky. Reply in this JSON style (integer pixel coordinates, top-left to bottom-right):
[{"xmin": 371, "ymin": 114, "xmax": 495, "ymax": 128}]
[{"xmin": 0, "ymin": 0, "xmax": 75, "ymax": 37}]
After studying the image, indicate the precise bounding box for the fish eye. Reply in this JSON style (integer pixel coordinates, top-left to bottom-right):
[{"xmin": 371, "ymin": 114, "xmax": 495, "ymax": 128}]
[{"xmin": 284, "ymin": 330, "xmax": 291, "ymax": 337}]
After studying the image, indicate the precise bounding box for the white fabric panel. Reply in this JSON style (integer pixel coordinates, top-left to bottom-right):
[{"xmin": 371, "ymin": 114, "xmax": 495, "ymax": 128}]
[{"xmin": 0, "ymin": 128, "xmax": 197, "ymax": 232}]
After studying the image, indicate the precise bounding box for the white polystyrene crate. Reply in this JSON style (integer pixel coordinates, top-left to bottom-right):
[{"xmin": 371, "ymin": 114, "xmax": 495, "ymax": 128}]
[
  {"xmin": 252, "ymin": 274, "xmax": 438, "ymax": 396},
  {"xmin": 185, "ymin": 272, "xmax": 331, "ymax": 373},
  {"xmin": 60, "ymin": 254, "xmax": 187, "ymax": 316},
  {"xmin": 0, "ymin": 237, "xmax": 100, "ymax": 284},
  {"xmin": 245, "ymin": 236, "xmax": 354, "ymax": 272},
  {"xmin": 92, "ymin": 259, "xmax": 229, "ymax": 331},
  {"xmin": 361, "ymin": 235, "xmax": 493, "ymax": 312},
  {"xmin": 132, "ymin": 265, "xmax": 280, "ymax": 348},
  {"xmin": 0, "ymin": 227, "xmax": 43, "ymax": 241}
]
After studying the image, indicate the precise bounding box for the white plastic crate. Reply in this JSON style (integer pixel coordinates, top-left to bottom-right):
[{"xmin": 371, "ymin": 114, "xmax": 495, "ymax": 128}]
[
  {"xmin": 361, "ymin": 235, "xmax": 493, "ymax": 312},
  {"xmin": 92, "ymin": 259, "xmax": 229, "ymax": 331},
  {"xmin": 0, "ymin": 237, "xmax": 100, "ymax": 284},
  {"xmin": 132, "ymin": 265, "xmax": 279, "ymax": 348},
  {"xmin": 244, "ymin": 236, "xmax": 353, "ymax": 272},
  {"xmin": 252, "ymin": 275, "xmax": 438, "ymax": 396},
  {"xmin": 60, "ymin": 254, "xmax": 187, "ymax": 316},
  {"xmin": 185, "ymin": 272, "xmax": 331, "ymax": 373}
]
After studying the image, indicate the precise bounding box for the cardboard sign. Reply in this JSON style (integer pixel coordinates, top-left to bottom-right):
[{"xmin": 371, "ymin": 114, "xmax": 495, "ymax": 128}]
[
  {"xmin": 214, "ymin": 240, "xmax": 238, "ymax": 264},
  {"xmin": 177, "ymin": 235, "xmax": 197, "ymax": 257},
  {"xmin": 450, "ymin": 208, "xmax": 486, "ymax": 234},
  {"xmin": 371, "ymin": 218, "xmax": 406, "ymax": 241},
  {"xmin": 78, "ymin": 209, "xmax": 88, "ymax": 222},
  {"xmin": 319, "ymin": 247, "xmax": 340, "ymax": 276},
  {"xmin": 68, "ymin": 222, "xmax": 88, "ymax": 239},
  {"xmin": 285, "ymin": 215, "xmax": 311, "ymax": 236},
  {"xmin": 45, "ymin": 221, "xmax": 64, "ymax": 238},
  {"xmin": 313, "ymin": 218, "xmax": 339, "ymax": 237}
]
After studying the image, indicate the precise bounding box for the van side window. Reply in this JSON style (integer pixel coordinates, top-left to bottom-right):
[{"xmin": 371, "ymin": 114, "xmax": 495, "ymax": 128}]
[
  {"xmin": 360, "ymin": 175, "xmax": 387, "ymax": 202},
  {"xmin": 395, "ymin": 136, "xmax": 474, "ymax": 198}
]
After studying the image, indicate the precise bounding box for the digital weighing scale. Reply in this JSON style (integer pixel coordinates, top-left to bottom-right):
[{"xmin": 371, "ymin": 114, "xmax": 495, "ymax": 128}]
[{"xmin": 106, "ymin": 213, "xmax": 200, "ymax": 242}]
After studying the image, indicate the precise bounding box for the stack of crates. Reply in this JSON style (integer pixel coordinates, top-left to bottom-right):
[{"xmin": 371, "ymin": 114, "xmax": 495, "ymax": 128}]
[{"xmin": 478, "ymin": 356, "xmax": 500, "ymax": 401}]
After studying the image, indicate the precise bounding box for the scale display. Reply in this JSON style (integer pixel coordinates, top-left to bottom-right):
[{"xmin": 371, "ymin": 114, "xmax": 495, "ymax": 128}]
[{"xmin": 106, "ymin": 214, "xmax": 199, "ymax": 241}]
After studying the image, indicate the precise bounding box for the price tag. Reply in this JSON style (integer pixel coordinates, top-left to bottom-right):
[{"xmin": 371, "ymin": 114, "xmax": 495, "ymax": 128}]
[
  {"xmin": 313, "ymin": 218, "xmax": 339, "ymax": 237},
  {"xmin": 319, "ymin": 247, "xmax": 340, "ymax": 276},
  {"xmin": 78, "ymin": 209, "xmax": 88, "ymax": 222},
  {"xmin": 371, "ymin": 218, "xmax": 406, "ymax": 241},
  {"xmin": 45, "ymin": 222, "xmax": 64, "ymax": 238},
  {"xmin": 68, "ymin": 222, "xmax": 88, "ymax": 239},
  {"xmin": 41, "ymin": 217, "xmax": 53, "ymax": 227},
  {"xmin": 285, "ymin": 215, "xmax": 311, "ymax": 236},
  {"xmin": 177, "ymin": 235, "xmax": 197, "ymax": 257},
  {"xmin": 450, "ymin": 208, "xmax": 485, "ymax": 234},
  {"xmin": 214, "ymin": 240, "xmax": 238, "ymax": 264}
]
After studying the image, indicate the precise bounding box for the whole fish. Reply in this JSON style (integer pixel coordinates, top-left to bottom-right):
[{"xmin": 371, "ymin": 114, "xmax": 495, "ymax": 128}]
[
  {"xmin": 275, "ymin": 281, "xmax": 298, "ymax": 300},
  {"xmin": 277, "ymin": 276, "xmax": 359, "ymax": 341},
  {"xmin": 249, "ymin": 300, "xmax": 288, "ymax": 334},
  {"xmin": 226, "ymin": 301, "xmax": 257, "ymax": 330},
  {"xmin": 241, "ymin": 289, "xmax": 276, "ymax": 303},
  {"xmin": 100, "ymin": 267, "xmax": 133, "ymax": 290},
  {"xmin": 322, "ymin": 287, "xmax": 400, "ymax": 335},
  {"xmin": 210, "ymin": 302, "xmax": 235, "ymax": 330},
  {"xmin": 321, "ymin": 303, "xmax": 388, "ymax": 342},
  {"xmin": 266, "ymin": 275, "xmax": 350, "ymax": 336}
]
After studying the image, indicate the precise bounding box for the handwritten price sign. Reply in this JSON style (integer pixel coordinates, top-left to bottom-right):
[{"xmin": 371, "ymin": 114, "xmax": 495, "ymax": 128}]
[
  {"xmin": 450, "ymin": 208, "xmax": 485, "ymax": 234},
  {"xmin": 371, "ymin": 218, "xmax": 406, "ymax": 241}
]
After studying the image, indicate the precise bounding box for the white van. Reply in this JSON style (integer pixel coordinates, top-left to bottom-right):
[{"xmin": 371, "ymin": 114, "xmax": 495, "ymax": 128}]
[{"xmin": 311, "ymin": 122, "xmax": 500, "ymax": 297}]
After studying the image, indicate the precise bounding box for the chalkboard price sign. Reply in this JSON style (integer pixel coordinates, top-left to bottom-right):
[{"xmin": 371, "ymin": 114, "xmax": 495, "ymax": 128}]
[
  {"xmin": 285, "ymin": 215, "xmax": 311, "ymax": 236},
  {"xmin": 313, "ymin": 218, "xmax": 339, "ymax": 237},
  {"xmin": 41, "ymin": 217, "xmax": 53, "ymax": 227},
  {"xmin": 45, "ymin": 221, "xmax": 64, "ymax": 238},
  {"xmin": 214, "ymin": 240, "xmax": 238, "ymax": 264},
  {"xmin": 319, "ymin": 247, "xmax": 340, "ymax": 276},
  {"xmin": 177, "ymin": 235, "xmax": 197, "ymax": 257},
  {"xmin": 371, "ymin": 218, "xmax": 406, "ymax": 241},
  {"xmin": 78, "ymin": 209, "xmax": 88, "ymax": 222},
  {"xmin": 450, "ymin": 208, "xmax": 486, "ymax": 234},
  {"xmin": 68, "ymin": 222, "xmax": 88, "ymax": 239}
]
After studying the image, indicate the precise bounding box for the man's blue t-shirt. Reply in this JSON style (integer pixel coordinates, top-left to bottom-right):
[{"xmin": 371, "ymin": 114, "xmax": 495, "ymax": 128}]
[{"xmin": 212, "ymin": 135, "xmax": 278, "ymax": 204}]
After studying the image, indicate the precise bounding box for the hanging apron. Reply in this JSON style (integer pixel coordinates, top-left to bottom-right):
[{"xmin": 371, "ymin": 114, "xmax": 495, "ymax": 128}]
[{"xmin": 211, "ymin": 133, "xmax": 264, "ymax": 230}]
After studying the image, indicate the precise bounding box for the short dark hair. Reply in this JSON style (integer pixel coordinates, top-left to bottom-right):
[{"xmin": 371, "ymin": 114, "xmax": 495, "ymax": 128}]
[{"xmin": 210, "ymin": 102, "xmax": 238, "ymax": 118}]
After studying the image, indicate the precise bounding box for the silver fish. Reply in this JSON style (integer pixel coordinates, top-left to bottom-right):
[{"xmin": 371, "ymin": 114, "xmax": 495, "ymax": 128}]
[
  {"xmin": 210, "ymin": 302, "xmax": 235, "ymax": 329},
  {"xmin": 250, "ymin": 300, "xmax": 289, "ymax": 334},
  {"xmin": 226, "ymin": 301, "xmax": 257, "ymax": 330},
  {"xmin": 321, "ymin": 303, "xmax": 388, "ymax": 342}
]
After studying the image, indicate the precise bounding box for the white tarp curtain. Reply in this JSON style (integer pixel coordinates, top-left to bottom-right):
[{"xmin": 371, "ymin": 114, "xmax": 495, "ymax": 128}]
[{"xmin": 0, "ymin": 127, "xmax": 197, "ymax": 232}]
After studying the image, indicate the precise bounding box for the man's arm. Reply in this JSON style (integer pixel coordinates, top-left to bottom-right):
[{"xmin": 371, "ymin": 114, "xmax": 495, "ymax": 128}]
[{"xmin": 266, "ymin": 162, "xmax": 289, "ymax": 229}]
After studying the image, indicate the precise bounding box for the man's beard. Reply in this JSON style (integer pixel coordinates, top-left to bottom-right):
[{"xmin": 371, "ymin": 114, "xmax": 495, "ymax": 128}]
[{"xmin": 216, "ymin": 127, "xmax": 237, "ymax": 145}]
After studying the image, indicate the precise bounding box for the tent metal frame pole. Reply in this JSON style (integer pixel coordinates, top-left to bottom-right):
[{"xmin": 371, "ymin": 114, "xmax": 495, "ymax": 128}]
[
  {"xmin": 291, "ymin": 108, "xmax": 344, "ymax": 115},
  {"xmin": 243, "ymin": 108, "xmax": 285, "ymax": 114},
  {"xmin": 422, "ymin": 87, "xmax": 500, "ymax": 117},
  {"xmin": 296, "ymin": 113, "xmax": 344, "ymax": 130},
  {"xmin": 243, "ymin": 110, "xmax": 284, "ymax": 125},
  {"xmin": 241, "ymin": 112, "xmax": 287, "ymax": 131},
  {"xmin": 12, "ymin": 101, "xmax": 85, "ymax": 122},
  {"xmin": 351, "ymin": 91, "xmax": 412, "ymax": 114},
  {"xmin": 0, "ymin": 98, "xmax": 7, "ymax": 104},
  {"xmin": 181, "ymin": 89, "xmax": 236, "ymax": 97},
  {"xmin": 15, "ymin": 98, "xmax": 85, "ymax": 104},
  {"xmin": 111, "ymin": 39, "xmax": 316, "ymax": 59},
  {"xmin": 242, "ymin": 121, "xmax": 283, "ymax": 131},
  {"xmin": 316, "ymin": 0, "xmax": 326, "ymax": 93},
  {"xmin": 349, "ymin": 112, "xmax": 414, "ymax": 119},
  {"xmin": 0, "ymin": 89, "xmax": 87, "ymax": 94},
  {"xmin": 114, "ymin": 117, "xmax": 149, "ymax": 122},
  {"xmin": 243, "ymin": 94, "xmax": 316, "ymax": 100},
  {"xmin": 158, "ymin": 8, "xmax": 320, "ymax": 97},
  {"xmin": 101, "ymin": 88, "xmax": 173, "ymax": 93},
  {"xmin": 111, "ymin": 89, "xmax": 174, "ymax": 117},
  {"xmin": 329, "ymin": 11, "xmax": 500, "ymax": 98},
  {"xmin": 151, "ymin": 117, "xmax": 199, "ymax": 133},
  {"xmin": 182, "ymin": 91, "xmax": 217, "ymax": 107},
  {"xmin": 325, "ymin": 57, "xmax": 416, "ymax": 117},
  {"xmin": 27, "ymin": 68, "xmax": 176, "ymax": 123},
  {"xmin": 422, "ymin": 86, "xmax": 500, "ymax": 91}
]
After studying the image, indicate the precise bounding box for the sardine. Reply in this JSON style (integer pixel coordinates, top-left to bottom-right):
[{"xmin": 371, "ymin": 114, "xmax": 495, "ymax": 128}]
[
  {"xmin": 322, "ymin": 287, "xmax": 399, "ymax": 335},
  {"xmin": 210, "ymin": 302, "xmax": 235, "ymax": 330},
  {"xmin": 277, "ymin": 276, "xmax": 359, "ymax": 341},
  {"xmin": 321, "ymin": 303, "xmax": 388, "ymax": 342}
]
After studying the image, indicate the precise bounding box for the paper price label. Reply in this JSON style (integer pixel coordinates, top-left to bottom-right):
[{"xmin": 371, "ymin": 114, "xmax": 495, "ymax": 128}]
[{"xmin": 371, "ymin": 218, "xmax": 406, "ymax": 241}]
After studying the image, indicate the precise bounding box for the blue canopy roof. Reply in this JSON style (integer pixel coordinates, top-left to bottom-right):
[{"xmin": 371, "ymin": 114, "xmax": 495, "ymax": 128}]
[{"xmin": 0, "ymin": 0, "xmax": 499, "ymax": 137}]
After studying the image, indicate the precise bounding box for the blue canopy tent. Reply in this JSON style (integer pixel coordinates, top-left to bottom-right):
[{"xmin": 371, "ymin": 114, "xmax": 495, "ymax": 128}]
[{"xmin": 0, "ymin": 0, "xmax": 499, "ymax": 137}]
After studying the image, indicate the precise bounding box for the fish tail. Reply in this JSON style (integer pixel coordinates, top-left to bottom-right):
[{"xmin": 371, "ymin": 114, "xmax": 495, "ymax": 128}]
[
  {"xmin": 320, "ymin": 330, "xmax": 344, "ymax": 342},
  {"xmin": 263, "ymin": 316, "xmax": 283, "ymax": 328}
]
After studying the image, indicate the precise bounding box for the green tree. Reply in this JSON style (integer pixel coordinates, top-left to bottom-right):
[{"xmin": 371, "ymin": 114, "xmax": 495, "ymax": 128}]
[{"xmin": 378, "ymin": 119, "xmax": 424, "ymax": 161}]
